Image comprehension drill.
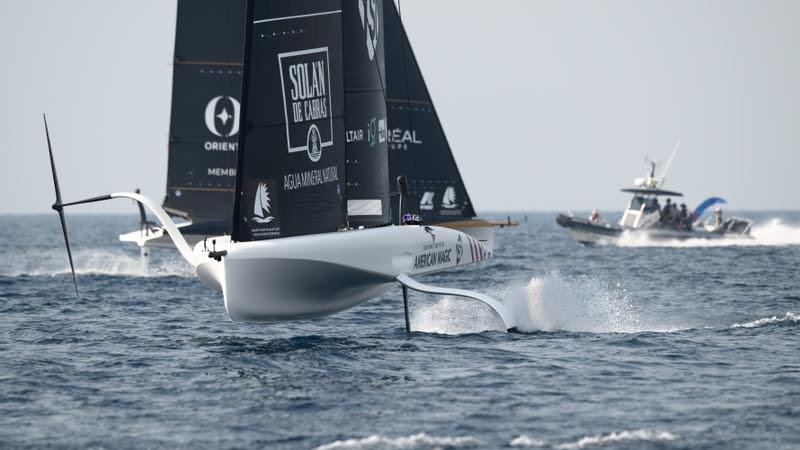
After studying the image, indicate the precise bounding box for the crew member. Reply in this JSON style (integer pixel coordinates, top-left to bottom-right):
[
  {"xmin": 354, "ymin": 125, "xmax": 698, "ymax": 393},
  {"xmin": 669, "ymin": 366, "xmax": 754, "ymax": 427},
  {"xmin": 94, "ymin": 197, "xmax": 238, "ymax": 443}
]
[
  {"xmin": 714, "ymin": 207, "xmax": 725, "ymax": 230},
  {"xmin": 589, "ymin": 209, "xmax": 602, "ymax": 224},
  {"xmin": 678, "ymin": 203, "xmax": 689, "ymax": 230},
  {"xmin": 661, "ymin": 198, "xmax": 674, "ymax": 223}
]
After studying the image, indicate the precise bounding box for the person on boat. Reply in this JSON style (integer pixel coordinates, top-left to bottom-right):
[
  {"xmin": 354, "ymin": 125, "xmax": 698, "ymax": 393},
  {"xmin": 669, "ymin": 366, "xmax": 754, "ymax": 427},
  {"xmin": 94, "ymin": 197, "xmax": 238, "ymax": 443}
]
[
  {"xmin": 661, "ymin": 198, "xmax": 675, "ymax": 224},
  {"xmin": 661, "ymin": 198, "xmax": 672, "ymax": 223},
  {"xmin": 589, "ymin": 209, "xmax": 602, "ymax": 224},
  {"xmin": 402, "ymin": 213, "xmax": 422, "ymax": 225},
  {"xmin": 714, "ymin": 207, "xmax": 725, "ymax": 230},
  {"xmin": 677, "ymin": 203, "xmax": 690, "ymax": 230}
]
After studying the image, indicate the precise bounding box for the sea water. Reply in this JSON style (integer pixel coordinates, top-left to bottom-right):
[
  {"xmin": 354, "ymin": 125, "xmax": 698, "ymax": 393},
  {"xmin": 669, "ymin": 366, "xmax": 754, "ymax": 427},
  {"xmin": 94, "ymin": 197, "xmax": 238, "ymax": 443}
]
[{"xmin": 0, "ymin": 213, "xmax": 798, "ymax": 449}]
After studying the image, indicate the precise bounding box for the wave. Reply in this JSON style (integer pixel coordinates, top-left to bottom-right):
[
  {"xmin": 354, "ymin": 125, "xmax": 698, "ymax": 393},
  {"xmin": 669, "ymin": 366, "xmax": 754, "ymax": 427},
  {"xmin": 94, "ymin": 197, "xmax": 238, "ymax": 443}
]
[
  {"xmin": 412, "ymin": 273, "xmax": 684, "ymax": 335},
  {"xmin": 731, "ymin": 312, "xmax": 799, "ymax": 329},
  {"xmin": 616, "ymin": 218, "xmax": 800, "ymax": 248},
  {"xmin": 511, "ymin": 430, "xmax": 678, "ymax": 449},
  {"xmin": 510, "ymin": 435, "xmax": 547, "ymax": 447},
  {"xmin": 314, "ymin": 433, "xmax": 480, "ymax": 450},
  {"xmin": 0, "ymin": 248, "xmax": 194, "ymax": 278}
]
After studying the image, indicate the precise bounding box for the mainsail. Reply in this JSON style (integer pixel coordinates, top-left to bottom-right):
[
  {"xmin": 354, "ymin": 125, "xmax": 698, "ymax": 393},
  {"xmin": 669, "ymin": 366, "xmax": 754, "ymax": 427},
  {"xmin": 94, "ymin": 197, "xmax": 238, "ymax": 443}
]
[
  {"xmin": 234, "ymin": 1, "xmax": 344, "ymax": 241},
  {"xmin": 383, "ymin": 0, "xmax": 477, "ymax": 223},
  {"xmin": 162, "ymin": 0, "xmax": 246, "ymax": 227},
  {"xmin": 233, "ymin": 0, "xmax": 392, "ymax": 241}
]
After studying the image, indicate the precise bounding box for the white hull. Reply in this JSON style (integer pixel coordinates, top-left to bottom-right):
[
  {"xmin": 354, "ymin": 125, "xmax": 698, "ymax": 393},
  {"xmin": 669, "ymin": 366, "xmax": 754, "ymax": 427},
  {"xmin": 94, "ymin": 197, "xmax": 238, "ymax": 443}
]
[{"xmin": 194, "ymin": 225, "xmax": 490, "ymax": 322}]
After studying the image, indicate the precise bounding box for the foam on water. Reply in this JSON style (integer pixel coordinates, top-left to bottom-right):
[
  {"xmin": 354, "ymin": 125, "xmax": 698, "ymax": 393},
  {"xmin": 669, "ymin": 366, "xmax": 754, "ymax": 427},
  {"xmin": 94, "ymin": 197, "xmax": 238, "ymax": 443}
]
[
  {"xmin": 412, "ymin": 273, "xmax": 683, "ymax": 335},
  {"xmin": 617, "ymin": 218, "xmax": 800, "ymax": 248},
  {"xmin": 731, "ymin": 312, "xmax": 799, "ymax": 329},
  {"xmin": 314, "ymin": 433, "xmax": 480, "ymax": 450},
  {"xmin": 0, "ymin": 248, "xmax": 194, "ymax": 278},
  {"xmin": 510, "ymin": 435, "xmax": 547, "ymax": 447},
  {"xmin": 511, "ymin": 430, "xmax": 678, "ymax": 449}
]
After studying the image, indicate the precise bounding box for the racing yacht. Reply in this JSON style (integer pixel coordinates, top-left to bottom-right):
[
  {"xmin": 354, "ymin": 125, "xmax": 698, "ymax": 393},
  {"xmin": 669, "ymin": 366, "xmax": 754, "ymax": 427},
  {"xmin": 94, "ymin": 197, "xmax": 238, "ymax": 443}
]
[
  {"xmin": 46, "ymin": 0, "xmax": 516, "ymax": 331},
  {"xmin": 120, "ymin": 0, "xmax": 513, "ymax": 268},
  {"xmin": 556, "ymin": 160, "xmax": 752, "ymax": 245}
]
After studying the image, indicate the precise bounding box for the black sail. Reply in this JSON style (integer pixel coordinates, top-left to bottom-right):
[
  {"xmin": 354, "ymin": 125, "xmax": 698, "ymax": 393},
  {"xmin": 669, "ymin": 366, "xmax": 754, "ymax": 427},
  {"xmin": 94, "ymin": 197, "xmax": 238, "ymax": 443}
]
[
  {"xmin": 233, "ymin": 0, "xmax": 348, "ymax": 241},
  {"xmin": 163, "ymin": 0, "xmax": 246, "ymax": 228},
  {"xmin": 342, "ymin": 0, "xmax": 390, "ymax": 227},
  {"xmin": 384, "ymin": 0, "xmax": 477, "ymax": 223}
]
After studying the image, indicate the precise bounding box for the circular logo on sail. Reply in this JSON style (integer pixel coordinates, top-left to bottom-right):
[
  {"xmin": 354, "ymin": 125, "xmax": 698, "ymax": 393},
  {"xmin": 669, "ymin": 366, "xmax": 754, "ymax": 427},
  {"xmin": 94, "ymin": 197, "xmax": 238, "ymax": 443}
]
[
  {"xmin": 358, "ymin": 0, "xmax": 379, "ymax": 61},
  {"xmin": 205, "ymin": 96, "xmax": 241, "ymax": 137},
  {"xmin": 307, "ymin": 124, "xmax": 323, "ymax": 162}
]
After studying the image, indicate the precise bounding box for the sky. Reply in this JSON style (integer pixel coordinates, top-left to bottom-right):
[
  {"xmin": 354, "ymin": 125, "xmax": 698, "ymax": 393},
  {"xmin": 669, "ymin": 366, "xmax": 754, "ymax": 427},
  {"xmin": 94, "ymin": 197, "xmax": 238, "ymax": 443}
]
[{"xmin": 1, "ymin": 0, "xmax": 798, "ymax": 214}]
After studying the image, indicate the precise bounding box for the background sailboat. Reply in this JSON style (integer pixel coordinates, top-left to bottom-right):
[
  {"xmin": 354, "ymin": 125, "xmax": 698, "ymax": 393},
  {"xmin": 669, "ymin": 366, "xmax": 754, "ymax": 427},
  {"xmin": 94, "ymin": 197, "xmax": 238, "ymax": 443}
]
[{"xmin": 119, "ymin": 0, "xmax": 245, "ymax": 252}]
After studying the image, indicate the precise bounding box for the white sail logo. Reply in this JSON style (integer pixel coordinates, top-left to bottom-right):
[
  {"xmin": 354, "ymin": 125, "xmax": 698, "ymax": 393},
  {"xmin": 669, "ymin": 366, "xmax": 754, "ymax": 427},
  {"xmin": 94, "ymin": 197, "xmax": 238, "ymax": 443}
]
[
  {"xmin": 253, "ymin": 182, "xmax": 275, "ymax": 224},
  {"xmin": 420, "ymin": 192, "xmax": 435, "ymax": 211},
  {"xmin": 205, "ymin": 96, "xmax": 241, "ymax": 137},
  {"xmin": 358, "ymin": 0, "xmax": 379, "ymax": 61},
  {"xmin": 442, "ymin": 186, "xmax": 458, "ymax": 209}
]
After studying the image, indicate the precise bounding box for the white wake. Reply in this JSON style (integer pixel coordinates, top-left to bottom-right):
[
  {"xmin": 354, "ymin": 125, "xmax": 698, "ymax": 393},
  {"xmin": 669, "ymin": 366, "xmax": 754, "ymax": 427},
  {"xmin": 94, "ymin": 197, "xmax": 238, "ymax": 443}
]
[
  {"xmin": 511, "ymin": 429, "xmax": 679, "ymax": 449},
  {"xmin": 731, "ymin": 312, "xmax": 799, "ymax": 329},
  {"xmin": 617, "ymin": 218, "xmax": 800, "ymax": 248},
  {"xmin": 0, "ymin": 248, "xmax": 193, "ymax": 278},
  {"xmin": 411, "ymin": 273, "xmax": 683, "ymax": 335},
  {"xmin": 314, "ymin": 433, "xmax": 480, "ymax": 450}
]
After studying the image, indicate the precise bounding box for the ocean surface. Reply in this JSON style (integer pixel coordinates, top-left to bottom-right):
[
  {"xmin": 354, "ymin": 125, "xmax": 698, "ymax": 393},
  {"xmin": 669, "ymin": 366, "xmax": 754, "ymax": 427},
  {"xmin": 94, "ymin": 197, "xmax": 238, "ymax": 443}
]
[{"xmin": 0, "ymin": 212, "xmax": 798, "ymax": 449}]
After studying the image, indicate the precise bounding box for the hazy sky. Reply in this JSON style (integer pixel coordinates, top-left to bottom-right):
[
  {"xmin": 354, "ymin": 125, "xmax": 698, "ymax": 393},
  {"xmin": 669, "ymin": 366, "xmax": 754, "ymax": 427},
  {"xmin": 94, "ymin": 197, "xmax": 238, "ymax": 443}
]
[{"xmin": 2, "ymin": 0, "xmax": 798, "ymax": 214}]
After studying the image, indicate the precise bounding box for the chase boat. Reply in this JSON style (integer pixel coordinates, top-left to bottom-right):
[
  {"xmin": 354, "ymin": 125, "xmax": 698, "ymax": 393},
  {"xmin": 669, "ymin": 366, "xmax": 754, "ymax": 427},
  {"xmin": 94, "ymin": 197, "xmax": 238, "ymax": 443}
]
[{"xmin": 556, "ymin": 162, "xmax": 752, "ymax": 246}]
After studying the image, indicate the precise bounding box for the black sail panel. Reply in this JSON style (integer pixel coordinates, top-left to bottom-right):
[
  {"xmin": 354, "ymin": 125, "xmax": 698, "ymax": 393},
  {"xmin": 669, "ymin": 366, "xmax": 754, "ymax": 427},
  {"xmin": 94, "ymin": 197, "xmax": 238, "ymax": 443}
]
[
  {"xmin": 163, "ymin": 0, "xmax": 246, "ymax": 225},
  {"xmin": 383, "ymin": 0, "xmax": 477, "ymax": 224},
  {"xmin": 233, "ymin": 0, "xmax": 347, "ymax": 241},
  {"xmin": 342, "ymin": 0, "xmax": 390, "ymax": 227}
]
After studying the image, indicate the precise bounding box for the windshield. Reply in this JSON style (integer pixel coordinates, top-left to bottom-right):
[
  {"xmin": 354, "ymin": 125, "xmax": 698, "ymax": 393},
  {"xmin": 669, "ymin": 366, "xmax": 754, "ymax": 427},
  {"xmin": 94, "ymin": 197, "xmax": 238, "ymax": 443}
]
[{"xmin": 628, "ymin": 196, "xmax": 660, "ymax": 212}]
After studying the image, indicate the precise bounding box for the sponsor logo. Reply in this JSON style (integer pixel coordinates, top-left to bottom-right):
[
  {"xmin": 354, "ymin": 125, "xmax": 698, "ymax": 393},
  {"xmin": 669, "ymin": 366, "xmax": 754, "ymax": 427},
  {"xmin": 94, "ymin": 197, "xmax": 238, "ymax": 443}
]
[
  {"xmin": 414, "ymin": 243, "xmax": 452, "ymax": 270},
  {"xmin": 279, "ymin": 48, "xmax": 334, "ymax": 162},
  {"xmin": 347, "ymin": 117, "xmax": 386, "ymax": 147},
  {"xmin": 208, "ymin": 168, "xmax": 236, "ymax": 177},
  {"xmin": 253, "ymin": 182, "xmax": 275, "ymax": 224},
  {"xmin": 456, "ymin": 235, "xmax": 463, "ymax": 264},
  {"xmin": 307, "ymin": 124, "xmax": 322, "ymax": 162},
  {"xmin": 248, "ymin": 180, "xmax": 281, "ymax": 238},
  {"xmin": 420, "ymin": 192, "xmax": 435, "ymax": 211},
  {"xmin": 346, "ymin": 128, "xmax": 364, "ymax": 143},
  {"xmin": 204, "ymin": 96, "xmax": 240, "ymax": 156},
  {"xmin": 378, "ymin": 119, "xmax": 386, "ymax": 143},
  {"xmin": 442, "ymin": 186, "xmax": 458, "ymax": 209},
  {"xmin": 358, "ymin": 0, "xmax": 379, "ymax": 61},
  {"xmin": 205, "ymin": 96, "xmax": 241, "ymax": 138},
  {"xmin": 368, "ymin": 118, "xmax": 378, "ymax": 147},
  {"xmin": 283, "ymin": 165, "xmax": 339, "ymax": 191},
  {"xmin": 389, "ymin": 128, "xmax": 422, "ymax": 150}
]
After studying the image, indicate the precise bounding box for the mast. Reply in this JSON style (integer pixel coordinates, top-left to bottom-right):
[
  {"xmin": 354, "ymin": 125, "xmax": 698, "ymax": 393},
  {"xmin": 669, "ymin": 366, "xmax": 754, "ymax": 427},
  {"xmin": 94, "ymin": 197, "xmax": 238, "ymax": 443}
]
[{"xmin": 342, "ymin": 0, "xmax": 391, "ymax": 227}]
